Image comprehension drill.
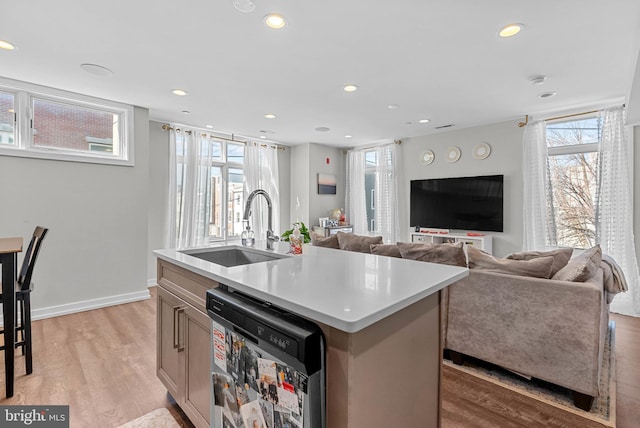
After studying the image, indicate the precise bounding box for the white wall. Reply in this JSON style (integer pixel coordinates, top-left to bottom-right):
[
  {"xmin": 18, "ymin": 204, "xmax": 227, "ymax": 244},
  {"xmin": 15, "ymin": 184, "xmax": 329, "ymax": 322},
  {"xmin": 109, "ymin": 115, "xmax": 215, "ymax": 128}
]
[
  {"xmin": 0, "ymin": 107, "xmax": 150, "ymax": 319},
  {"xmin": 401, "ymin": 120, "xmax": 525, "ymax": 257}
]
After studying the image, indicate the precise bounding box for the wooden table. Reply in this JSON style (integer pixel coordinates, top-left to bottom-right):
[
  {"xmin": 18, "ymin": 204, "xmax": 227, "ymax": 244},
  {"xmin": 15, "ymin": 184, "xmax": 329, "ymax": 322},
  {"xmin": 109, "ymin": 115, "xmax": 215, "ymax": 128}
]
[{"xmin": 0, "ymin": 237, "xmax": 22, "ymax": 398}]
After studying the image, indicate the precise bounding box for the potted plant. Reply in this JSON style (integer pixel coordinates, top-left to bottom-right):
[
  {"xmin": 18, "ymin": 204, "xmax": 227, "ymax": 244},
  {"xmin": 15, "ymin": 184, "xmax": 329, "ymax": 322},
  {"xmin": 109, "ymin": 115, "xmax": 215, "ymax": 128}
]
[{"xmin": 281, "ymin": 222, "xmax": 311, "ymax": 243}]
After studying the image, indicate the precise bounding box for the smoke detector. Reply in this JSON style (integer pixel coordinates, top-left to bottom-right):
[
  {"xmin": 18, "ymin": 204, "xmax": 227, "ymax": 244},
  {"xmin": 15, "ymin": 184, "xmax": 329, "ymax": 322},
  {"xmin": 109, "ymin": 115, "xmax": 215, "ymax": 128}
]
[{"xmin": 233, "ymin": 0, "xmax": 255, "ymax": 12}]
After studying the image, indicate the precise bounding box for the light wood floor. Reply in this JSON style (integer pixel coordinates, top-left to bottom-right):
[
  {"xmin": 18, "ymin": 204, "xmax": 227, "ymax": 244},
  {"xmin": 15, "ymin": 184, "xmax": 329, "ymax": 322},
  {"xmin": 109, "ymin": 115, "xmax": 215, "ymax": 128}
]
[{"xmin": 1, "ymin": 288, "xmax": 638, "ymax": 427}]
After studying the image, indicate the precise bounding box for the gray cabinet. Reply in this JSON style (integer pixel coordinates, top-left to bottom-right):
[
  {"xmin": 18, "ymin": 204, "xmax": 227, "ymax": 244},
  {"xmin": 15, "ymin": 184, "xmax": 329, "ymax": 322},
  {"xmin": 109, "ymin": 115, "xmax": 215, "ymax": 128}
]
[{"xmin": 157, "ymin": 259, "xmax": 218, "ymax": 428}]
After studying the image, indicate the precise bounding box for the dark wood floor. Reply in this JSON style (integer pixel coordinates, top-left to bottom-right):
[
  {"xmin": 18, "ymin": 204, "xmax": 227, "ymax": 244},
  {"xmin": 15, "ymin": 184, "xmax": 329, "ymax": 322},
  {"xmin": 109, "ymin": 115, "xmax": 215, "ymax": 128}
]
[{"xmin": 1, "ymin": 288, "xmax": 638, "ymax": 427}]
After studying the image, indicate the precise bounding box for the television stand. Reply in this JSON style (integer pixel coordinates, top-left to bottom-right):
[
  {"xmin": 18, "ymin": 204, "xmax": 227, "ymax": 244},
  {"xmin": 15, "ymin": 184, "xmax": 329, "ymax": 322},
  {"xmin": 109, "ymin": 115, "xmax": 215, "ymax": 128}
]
[{"xmin": 409, "ymin": 230, "xmax": 492, "ymax": 254}]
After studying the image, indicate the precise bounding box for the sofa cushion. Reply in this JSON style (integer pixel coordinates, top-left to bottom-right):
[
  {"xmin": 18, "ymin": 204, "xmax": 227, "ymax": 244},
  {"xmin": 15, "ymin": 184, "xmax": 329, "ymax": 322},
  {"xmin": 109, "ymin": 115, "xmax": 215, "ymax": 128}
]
[
  {"xmin": 310, "ymin": 231, "xmax": 339, "ymax": 249},
  {"xmin": 397, "ymin": 242, "xmax": 467, "ymax": 267},
  {"xmin": 370, "ymin": 243, "xmax": 402, "ymax": 258},
  {"xmin": 552, "ymin": 245, "xmax": 602, "ymax": 282},
  {"xmin": 467, "ymin": 246, "xmax": 554, "ymax": 278},
  {"xmin": 336, "ymin": 232, "xmax": 383, "ymax": 253},
  {"xmin": 506, "ymin": 248, "xmax": 573, "ymax": 277}
]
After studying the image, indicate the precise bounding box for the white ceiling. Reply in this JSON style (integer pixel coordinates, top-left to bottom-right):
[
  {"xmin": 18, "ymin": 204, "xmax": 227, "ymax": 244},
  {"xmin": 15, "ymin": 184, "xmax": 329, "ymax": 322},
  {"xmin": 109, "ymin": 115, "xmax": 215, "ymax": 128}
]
[{"xmin": 2, "ymin": 1, "xmax": 640, "ymax": 147}]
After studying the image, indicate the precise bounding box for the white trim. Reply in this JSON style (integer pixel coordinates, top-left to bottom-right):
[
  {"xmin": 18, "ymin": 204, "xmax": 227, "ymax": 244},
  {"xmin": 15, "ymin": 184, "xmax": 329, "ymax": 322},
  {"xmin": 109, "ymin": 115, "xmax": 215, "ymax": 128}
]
[
  {"xmin": 0, "ymin": 289, "xmax": 151, "ymax": 327},
  {"xmin": 147, "ymin": 278, "xmax": 158, "ymax": 287}
]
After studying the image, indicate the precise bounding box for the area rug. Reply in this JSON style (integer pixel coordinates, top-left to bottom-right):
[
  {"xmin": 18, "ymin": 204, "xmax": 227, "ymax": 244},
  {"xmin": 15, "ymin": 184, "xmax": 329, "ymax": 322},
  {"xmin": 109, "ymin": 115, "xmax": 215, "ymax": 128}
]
[
  {"xmin": 443, "ymin": 321, "xmax": 616, "ymax": 427},
  {"xmin": 117, "ymin": 408, "xmax": 181, "ymax": 428}
]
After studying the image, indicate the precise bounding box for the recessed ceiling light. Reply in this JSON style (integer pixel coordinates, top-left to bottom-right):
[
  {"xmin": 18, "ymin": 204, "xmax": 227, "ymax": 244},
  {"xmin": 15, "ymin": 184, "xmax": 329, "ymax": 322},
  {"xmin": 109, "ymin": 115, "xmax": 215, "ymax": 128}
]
[
  {"xmin": 8, "ymin": 109, "xmax": 15, "ymax": 113},
  {"xmin": 264, "ymin": 14, "xmax": 286, "ymax": 29},
  {"xmin": 529, "ymin": 75, "xmax": 547, "ymax": 85},
  {"xmin": 0, "ymin": 40, "xmax": 17, "ymax": 50},
  {"xmin": 172, "ymin": 89, "xmax": 188, "ymax": 96},
  {"xmin": 182, "ymin": 110, "xmax": 191, "ymax": 114},
  {"xmin": 315, "ymin": 127, "xmax": 330, "ymax": 132},
  {"xmin": 343, "ymin": 84, "xmax": 358, "ymax": 92},
  {"xmin": 419, "ymin": 119, "xmax": 430, "ymax": 123},
  {"xmin": 264, "ymin": 113, "xmax": 276, "ymax": 119},
  {"xmin": 206, "ymin": 125, "xmax": 214, "ymax": 129},
  {"xmin": 498, "ymin": 23, "xmax": 524, "ymax": 38},
  {"xmin": 260, "ymin": 135, "xmax": 266, "ymax": 139},
  {"xmin": 80, "ymin": 63, "xmax": 114, "ymax": 77},
  {"xmin": 387, "ymin": 104, "xmax": 399, "ymax": 110},
  {"xmin": 345, "ymin": 135, "xmax": 353, "ymax": 138},
  {"xmin": 538, "ymin": 92, "xmax": 557, "ymax": 99}
]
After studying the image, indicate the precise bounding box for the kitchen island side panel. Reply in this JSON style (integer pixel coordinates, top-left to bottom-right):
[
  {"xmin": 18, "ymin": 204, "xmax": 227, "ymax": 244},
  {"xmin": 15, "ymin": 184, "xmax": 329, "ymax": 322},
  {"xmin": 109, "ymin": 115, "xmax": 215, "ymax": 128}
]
[{"xmin": 320, "ymin": 291, "xmax": 442, "ymax": 428}]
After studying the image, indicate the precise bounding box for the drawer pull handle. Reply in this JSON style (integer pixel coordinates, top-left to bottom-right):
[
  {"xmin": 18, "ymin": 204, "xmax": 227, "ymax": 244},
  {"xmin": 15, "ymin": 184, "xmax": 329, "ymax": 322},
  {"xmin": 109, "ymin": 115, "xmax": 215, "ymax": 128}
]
[{"xmin": 173, "ymin": 305, "xmax": 186, "ymax": 349}]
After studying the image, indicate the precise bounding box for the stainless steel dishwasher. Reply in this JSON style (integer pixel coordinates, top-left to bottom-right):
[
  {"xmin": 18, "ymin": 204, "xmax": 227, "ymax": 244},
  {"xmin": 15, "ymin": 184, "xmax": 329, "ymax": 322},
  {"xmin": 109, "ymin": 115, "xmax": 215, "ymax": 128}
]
[{"xmin": 207, "ymin": 285, "xmax": 325, "ymax": 428}]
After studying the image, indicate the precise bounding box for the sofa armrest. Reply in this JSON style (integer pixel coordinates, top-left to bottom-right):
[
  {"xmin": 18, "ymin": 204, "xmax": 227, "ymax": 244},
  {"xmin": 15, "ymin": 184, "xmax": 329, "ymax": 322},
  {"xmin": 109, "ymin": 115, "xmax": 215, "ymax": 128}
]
[{"xmin": 444, "ymin": 269, "xmax": 606, "ymax": 396}]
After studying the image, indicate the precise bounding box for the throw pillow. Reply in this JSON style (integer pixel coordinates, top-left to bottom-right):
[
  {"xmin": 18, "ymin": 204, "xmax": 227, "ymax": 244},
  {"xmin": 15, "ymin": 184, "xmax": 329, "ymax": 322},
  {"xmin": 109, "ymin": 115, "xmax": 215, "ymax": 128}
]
[
  {"xmin": 336, "ymin": 232, "xmax": 383, "ymax": 253},
  {"xmin": 506, "ymin": 248, "xmax": 573, "ymax": 277},
  {"xmin": 310, "ymin": 231, "xmax": 339, "ymax": 249},
  {"xmin": 370, "ymin": 244, "xmax": 402, "ymax": 258},
  {"xmin": 467, "ymin": 246, "xmax": 554, "ymax": 278},
  {"xmin": 397, "ymin": 242, "xmax": 467, "ymax": 267},
  {"xmin": 552, "ymin": 245, "xmax": 602, "ymax": 282}
]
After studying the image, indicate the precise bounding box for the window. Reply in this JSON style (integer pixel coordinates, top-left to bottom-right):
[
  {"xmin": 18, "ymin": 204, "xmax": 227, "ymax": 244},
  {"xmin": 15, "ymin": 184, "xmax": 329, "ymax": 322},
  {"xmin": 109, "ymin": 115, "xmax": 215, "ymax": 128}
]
[
  {"xmin": 174, "ymin": 129, "xmax": 245, "ymax": 242},
  {"xmin": 546, "ymin": 116, "xmax": 601, "ymax": 248},
  {"xmin": 364, "ymin": 151, "xmax": 378, "ymax": 232},
  {"xmin": 0, "ymin": 77, "xmax": 133, "ymax": 165},
  {"xmin": 0, "ymin": 91, "xmax": 15, "ymax": 146}
]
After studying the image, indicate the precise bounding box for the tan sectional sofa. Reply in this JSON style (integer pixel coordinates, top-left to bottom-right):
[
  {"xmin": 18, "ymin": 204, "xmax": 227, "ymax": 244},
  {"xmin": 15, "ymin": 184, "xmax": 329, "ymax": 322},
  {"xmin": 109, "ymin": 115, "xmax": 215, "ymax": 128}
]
[
  {"xmin": 442, "ymin": 268, "xmax": 608, "ymax": 411},
  {"xmin": 312, "ymin": 232, "xmax": 619, "ymax": 411}
]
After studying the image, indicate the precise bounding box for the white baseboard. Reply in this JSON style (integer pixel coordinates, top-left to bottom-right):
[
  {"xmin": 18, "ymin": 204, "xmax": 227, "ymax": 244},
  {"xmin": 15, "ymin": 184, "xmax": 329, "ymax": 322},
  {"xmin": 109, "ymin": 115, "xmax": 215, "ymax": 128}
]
[
  {"xmin": 147, "ymin": 278, "xmax": 158, "ymax": 287},
  {"xmin": 0, "ymin": 289, "xmax": 151, "ymax": 326}
]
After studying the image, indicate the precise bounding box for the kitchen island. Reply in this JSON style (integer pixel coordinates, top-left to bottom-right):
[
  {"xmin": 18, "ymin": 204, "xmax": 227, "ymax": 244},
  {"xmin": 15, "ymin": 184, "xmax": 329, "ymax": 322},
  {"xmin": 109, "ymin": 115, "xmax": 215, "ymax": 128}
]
[{"xmin": 154, "ymin": 241, "xmax": 468, "ymax": 428}]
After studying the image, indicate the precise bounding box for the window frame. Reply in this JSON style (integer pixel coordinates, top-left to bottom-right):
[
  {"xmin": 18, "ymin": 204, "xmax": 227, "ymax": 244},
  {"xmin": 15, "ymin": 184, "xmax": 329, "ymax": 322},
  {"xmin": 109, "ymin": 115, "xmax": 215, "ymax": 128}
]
[
  {"xmin": 545, "ymin": 115, "xmax": 601, "ymax": 249},
  {"xmin": 0, "ymin": 77, "xmax": 134, "ymax": 166}
]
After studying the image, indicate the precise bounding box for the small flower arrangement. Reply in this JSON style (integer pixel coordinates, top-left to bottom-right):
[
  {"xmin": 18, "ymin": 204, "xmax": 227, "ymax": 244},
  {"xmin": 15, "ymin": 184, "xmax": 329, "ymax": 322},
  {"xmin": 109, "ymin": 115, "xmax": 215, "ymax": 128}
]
[{"xmin": 281, "ymin": 222, "xmax": 311, "ymax": 243}]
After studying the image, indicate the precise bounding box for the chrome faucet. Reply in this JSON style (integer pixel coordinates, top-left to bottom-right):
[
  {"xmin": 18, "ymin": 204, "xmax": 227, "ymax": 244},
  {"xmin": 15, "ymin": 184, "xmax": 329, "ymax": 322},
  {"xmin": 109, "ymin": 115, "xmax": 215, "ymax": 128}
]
[{"xmin": 243, "ymin": 189, "xmax": 279, "ymax": 250}]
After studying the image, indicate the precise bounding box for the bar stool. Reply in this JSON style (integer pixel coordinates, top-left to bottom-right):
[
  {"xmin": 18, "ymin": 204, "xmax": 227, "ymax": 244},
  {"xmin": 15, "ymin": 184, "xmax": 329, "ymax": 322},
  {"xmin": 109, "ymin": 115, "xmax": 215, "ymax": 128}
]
[{"xmin": 0, "ymin": 226, "xmax": 48, "ymax": 375}]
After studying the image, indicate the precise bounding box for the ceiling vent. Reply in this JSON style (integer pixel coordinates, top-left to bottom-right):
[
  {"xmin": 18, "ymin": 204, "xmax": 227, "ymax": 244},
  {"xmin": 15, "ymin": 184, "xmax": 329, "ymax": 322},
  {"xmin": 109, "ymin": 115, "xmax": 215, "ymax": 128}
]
[{"xmin": 435, "ymin": 124, "xmax": 455, "ymax": 129}]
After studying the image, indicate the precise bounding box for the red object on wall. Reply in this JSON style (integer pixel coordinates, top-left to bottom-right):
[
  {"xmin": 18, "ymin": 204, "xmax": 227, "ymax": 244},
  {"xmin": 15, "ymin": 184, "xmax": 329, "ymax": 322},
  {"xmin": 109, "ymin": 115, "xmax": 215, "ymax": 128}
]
[{"xmin": 326, "ymin": 157, "xmax": 330, "ymax": 164}]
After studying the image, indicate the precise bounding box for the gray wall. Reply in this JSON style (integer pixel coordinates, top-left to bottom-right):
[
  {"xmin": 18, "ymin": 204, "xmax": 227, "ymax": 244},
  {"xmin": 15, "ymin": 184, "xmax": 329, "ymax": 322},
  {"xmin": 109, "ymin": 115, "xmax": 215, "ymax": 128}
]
[
  {"xmin": 289, "ymin": 143, "xmax": 346, "ymax": 230},
  {"xmin": 0, "ymin": 107, "xmax": 150, "ymax": 318},
  {"xmin": 147, "ymin": 122, "xmax": 170, "ymax": 284},
  {"xmin": 400, "ymin": 120, "xmax": 525, "ymax": 257}
]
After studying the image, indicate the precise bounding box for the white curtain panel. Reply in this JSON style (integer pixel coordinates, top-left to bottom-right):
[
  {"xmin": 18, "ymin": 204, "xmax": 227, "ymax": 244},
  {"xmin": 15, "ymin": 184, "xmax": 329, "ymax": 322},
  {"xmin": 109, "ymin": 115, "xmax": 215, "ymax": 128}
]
[
  {"xmin": 345, "ymin": 150, "xmax": 368, "ymax": 234},
  {"xmin": 169, "ymin": 130, "xmax": 214, "ymax": 248},
  {"xmin": 373, "ymin": 143, "xmax": 401, "ymax": 243},
  {"xmin": 522, "ymin": 120, "xmax": 556, "ymax": 250},
  {"xmin": 598, "ymin": 106, "xmax": 640, "ymax": 316},
  {"xmin": 245, "ymin": 142, "xmax": 280, "ymax": 238}
]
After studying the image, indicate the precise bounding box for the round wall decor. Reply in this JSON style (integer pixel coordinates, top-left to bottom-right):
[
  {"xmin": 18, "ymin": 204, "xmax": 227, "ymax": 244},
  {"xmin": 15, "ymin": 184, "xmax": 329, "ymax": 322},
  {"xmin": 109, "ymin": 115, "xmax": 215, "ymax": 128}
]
[
  {"xmin": 420, "ymin": 149, "xmax": 435, "ymax": 165},
  {"xmin": 473, "ymin": 142, "xmax": 491, "ymax": 160},
  {"xmin": 446, "ymin": 146, "xmax": 461, "ymax": 163}
]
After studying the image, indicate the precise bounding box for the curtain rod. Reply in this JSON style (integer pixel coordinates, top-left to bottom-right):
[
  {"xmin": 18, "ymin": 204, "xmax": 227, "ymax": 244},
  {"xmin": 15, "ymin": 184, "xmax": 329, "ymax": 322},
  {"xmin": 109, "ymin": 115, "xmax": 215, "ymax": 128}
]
[
  {"xmin": 161, "ymin": 124, "xmax": 285, "ymax": 150},
  {"xmin": 518, "ymin": 104, "xmax": 625, "ymax": 127},
  {"xmin": 344, "ymin": 139, "xmax": 402, "ymax": 154}
]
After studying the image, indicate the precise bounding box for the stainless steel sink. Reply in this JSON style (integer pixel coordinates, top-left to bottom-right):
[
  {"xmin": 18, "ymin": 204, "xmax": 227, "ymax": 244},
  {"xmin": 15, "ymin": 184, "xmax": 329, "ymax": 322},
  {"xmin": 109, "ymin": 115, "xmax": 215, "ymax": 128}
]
[{"xmin": 181, "ymin": 246, "xmax": 288, "ymax": 267}]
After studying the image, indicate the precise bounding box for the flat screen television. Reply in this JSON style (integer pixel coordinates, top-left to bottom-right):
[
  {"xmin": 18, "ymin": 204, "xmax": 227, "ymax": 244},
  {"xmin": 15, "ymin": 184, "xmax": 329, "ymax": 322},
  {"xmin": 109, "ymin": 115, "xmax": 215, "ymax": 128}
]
[{"xmin": 410, "ymin": 174, "xmax": 504, "ymax": 232}]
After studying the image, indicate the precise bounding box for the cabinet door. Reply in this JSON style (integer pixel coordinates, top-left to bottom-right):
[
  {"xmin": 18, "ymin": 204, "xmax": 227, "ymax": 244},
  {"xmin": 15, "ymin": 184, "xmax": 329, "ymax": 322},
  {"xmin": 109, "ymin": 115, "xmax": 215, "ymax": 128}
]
[
  {"xmin": 157, "ymin": 286, "xmax": 183, "ymax": 401},
  {"xmin": 181, "ymin": 305, "xmax": 211, "ymax": 428}
]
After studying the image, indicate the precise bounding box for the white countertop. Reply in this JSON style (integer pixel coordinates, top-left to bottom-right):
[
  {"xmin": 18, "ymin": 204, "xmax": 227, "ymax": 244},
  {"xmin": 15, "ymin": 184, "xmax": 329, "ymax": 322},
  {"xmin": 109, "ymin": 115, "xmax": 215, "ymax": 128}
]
[{"xmin": 154, "ymin": 241, "xmax": 468, "ymax": 333}]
